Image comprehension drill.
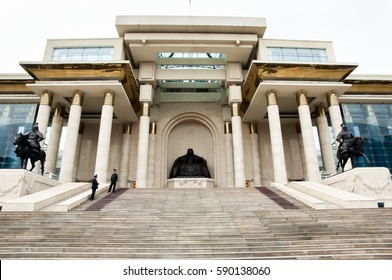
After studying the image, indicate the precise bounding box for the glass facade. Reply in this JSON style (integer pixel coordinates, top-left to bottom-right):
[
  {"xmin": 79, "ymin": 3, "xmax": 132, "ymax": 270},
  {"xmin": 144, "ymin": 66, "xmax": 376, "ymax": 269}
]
[
  {"xmin": 267, "ymin": 47, "xmax": 328, "ymax": 62},
  {"xmin": 341, "ymin": 103, "xmax": 392, "ymax": 173},
  {"xmin": 52, "ymin": 47, "xmax": 114, "ymax": 61},
  {"xmin": 0, "ymin": 104, "xmax": 37, "ymax": 169}
]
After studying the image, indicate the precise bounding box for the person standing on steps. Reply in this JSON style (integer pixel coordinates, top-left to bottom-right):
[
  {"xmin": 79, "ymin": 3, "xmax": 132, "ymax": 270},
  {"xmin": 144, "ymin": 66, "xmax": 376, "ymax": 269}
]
[
  {"xmin": 90, "ymin": 174, "xmax": 99, "ymax": 200},
  {"xmin": 108, "ymin": 169, "xmax": 118, "ymax": 193}
]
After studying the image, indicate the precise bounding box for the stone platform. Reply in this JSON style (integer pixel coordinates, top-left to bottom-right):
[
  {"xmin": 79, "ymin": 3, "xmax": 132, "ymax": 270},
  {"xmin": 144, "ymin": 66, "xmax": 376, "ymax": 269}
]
[
  {"xmin": 0, "ymin": 169, "xmax": 60, "ymax": 207},
  {"xmin": 167, "ymin": 178, "xmax": 215, "ymax": 188},
  {"xmin": 274, "ymin": 167, "xmax": 392, "ymax": 209},
  {"xmin": 322, "ymin": 167, "xmax": 392, "ymax": 207}
]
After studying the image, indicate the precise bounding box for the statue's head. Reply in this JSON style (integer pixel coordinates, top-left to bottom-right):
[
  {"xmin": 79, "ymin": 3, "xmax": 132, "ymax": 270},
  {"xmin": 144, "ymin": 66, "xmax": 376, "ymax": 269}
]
[
  {"xmin": 32, "ymin": 123, "xmax": 39, "ymax": 132},
  {"xmin": 341, "ymin": 123, "xmax": 347, "ymax": 131},
  {"xmin": 187, "ymin": 148, "xmax": 194, "ymax": 155}
]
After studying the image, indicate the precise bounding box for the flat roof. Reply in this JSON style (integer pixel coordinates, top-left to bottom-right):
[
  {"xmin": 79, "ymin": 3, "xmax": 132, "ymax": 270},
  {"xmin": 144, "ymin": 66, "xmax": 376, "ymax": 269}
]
[{"xmin": 116, "ymin": 15, "xmax": 267, "ymax": 37}]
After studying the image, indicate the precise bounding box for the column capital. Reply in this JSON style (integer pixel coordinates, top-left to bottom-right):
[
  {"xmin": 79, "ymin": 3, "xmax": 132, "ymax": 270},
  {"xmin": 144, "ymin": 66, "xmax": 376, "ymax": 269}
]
[
  {"xmin": 249, "ymin": 122, "xmax": 258, "ymax": 134},
  {"xmin": 327, "ymin": 90, "xmax": 339, "ymax": 107},
  {"xmin": 54, "ymin": 103, "xmax": 65, "ymax": 117},
  {"xmin": 266, "ymin": 90, "xmax": 278, "ymax": 106},
  {"xmin": 123, "ymin": 123, "xmax": 132, "ymax": 134},
  {"xmin": 296, "ymin": 90, "xmax": 308, "ymax": 106},
  {"xmin": 72, "ymin": 90, "xmax": 84, "ymax": 106},
  {"xmin": 224, "ymin": 121, "xmax": 232, "ymax": 134},
  {"xmin": 104, "ymin": 90, "xmax": 115, "ymax": 106},
  {"xmin": 315, "ymin": 103, "xmax": 326, "ymax": 117},
  {"xmin": 142, "ymin": 102, "xmax": 150, "ymax": 116},
  {"xmin": 231, "ymin": 103, "xmax": 240, "ymax": 116},
  {"xmin": 40, "ymin": 91, "xmax": 53, "ymax": 106},
  {"xmin": 149, "ymin": 121, "xmax": 157, "ymax": 134}
]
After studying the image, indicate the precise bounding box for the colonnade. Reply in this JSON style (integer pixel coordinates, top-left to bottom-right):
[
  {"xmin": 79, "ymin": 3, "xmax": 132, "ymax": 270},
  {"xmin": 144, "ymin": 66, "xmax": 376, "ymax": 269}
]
[
  {"xmin": 35, "ymin": 84, "xmax": 347, "ymax": 187},
  {"xmin": 225, "ymin": 86, "xmax": 347, "ymax": 186}
]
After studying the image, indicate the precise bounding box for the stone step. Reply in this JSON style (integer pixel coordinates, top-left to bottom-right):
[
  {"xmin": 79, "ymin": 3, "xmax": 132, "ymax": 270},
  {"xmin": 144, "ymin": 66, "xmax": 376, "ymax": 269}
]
[{"xmin": 1, "ymin": 187, "xmax": 392, "ymax": 259}]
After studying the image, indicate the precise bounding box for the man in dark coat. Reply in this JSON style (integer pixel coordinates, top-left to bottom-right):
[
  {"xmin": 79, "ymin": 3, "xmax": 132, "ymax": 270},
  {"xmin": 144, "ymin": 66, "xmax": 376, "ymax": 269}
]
[
  {"xmin": 90, "ymin": 174, "xmax": 99, "ymax": 200},
  {"xmin": 108, "ymin": 169, "xmax": 118, "ymax": 192}
]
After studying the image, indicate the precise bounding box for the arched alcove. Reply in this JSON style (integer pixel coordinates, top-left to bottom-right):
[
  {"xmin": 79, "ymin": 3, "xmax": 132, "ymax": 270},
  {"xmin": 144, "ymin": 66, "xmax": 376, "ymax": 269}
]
[{"xmin": 161, "ymin": 112, "xmax": 220, "ymax": 188}]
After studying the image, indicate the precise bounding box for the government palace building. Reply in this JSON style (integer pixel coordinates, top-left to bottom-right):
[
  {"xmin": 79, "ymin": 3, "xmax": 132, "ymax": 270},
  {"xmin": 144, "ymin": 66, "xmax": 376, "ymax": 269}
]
[{"xmin": 1, "ymin": 15, "xmax": 392, "ymax": 211}]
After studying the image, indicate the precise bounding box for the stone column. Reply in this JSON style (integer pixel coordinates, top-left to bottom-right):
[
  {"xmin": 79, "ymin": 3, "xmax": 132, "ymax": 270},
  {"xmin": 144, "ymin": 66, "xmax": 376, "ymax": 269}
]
[
  {"xmin": 297, "ymin": 90, "xmax": 321, "ymax": 182},
  {"xmin": 327, "ymin": 91, "xmax": 344, "ymax": 147},
  {"xmin": 249, "ymin": 122, "xmax": 262, "ymax": 186},
  {"xmin": 267, "ymin": 90, "xmax": 288, "ymax": 184},
  {"xmin": 35, "ymin": 91, "xmax": 53, "ymax": 147},
  {"xmin": 73, "ymin": 124, "xmax": 84, "ymax": 181},
  {"xmin": 327, "ymin": 91, "xmax": 351, "ymax": 169},
  {"xmin": 147, "ymin": 122, "xmax": 157, "ymax": 188},
  {"xmin": 59, "ymin": 91, "xmax": 83, "ymax": 183},
  {"xmin": 119, "ymin": 123, "xmax": 132, "ymax": 188},
  {"xmin": 224, "ymin": 122, "xmax": 235, "ymax": 188},
  {"xmin": 46, "ymin": 103, "xmax": 64, "ymax": 174},
  {"xmin": 228, "ymin": 85, "xmax": 246, "ymax": 188},
  {"xmin": 94, "ymin": 90, "xmax": 115, "ymax": 184},
  {"xmin": 32, "ymin": 91, "xmax": 53, "ymax": 173},
  {"xmin": 297, "ymin": 124, "xmax": 307, "ymax": 179},
  {"xmin": 315, "ymin": 104, "xmax": 336, "ymax": 174},
  {"xmin": 136, "ymin": 84, "xmax": 153, "ymax": 188}
]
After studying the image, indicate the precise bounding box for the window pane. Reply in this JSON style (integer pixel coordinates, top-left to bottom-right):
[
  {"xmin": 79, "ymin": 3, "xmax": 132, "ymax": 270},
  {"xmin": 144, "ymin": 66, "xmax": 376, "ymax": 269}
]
[
  {"xmin": 267, "ymin": 47, "xmax": 328, "ymax": 62},
  {"xmin": 51, "ymin": 47, "xmax": 114, "ymax": 62}
]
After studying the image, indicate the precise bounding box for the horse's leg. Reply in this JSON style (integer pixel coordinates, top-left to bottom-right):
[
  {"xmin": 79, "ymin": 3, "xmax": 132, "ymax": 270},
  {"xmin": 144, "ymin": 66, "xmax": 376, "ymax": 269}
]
[
  {"xmin": 29, "ymin": 158, "xmax": 35, "ymax": 172},
  {"xmin": 41, "ymin": 160, "xmax": 44, "ymax": 175},
  {"xmin": 341, "ymin": 158, "xmax": 348, "ymax": 172}
]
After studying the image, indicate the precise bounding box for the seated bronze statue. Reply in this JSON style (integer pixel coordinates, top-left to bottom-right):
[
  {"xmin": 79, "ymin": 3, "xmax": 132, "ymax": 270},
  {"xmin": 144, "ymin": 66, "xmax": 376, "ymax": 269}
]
[{"xmin": 169, "ymin": 148, "xmax": 211, "ymax": 178}]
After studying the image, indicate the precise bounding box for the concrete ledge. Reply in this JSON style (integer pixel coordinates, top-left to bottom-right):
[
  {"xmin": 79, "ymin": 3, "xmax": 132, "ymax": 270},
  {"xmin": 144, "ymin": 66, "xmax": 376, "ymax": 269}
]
[
  {"xmin": 272, "ymin": 183, "xmax": 339, "ymax": 210},
  {"xmin": 0, "ymin": 169, "xmax": 60, "ymax": 205},
  {"xmin": 288, "ymin": 181, "xmax": 378, "ymax": 209},
  {"xmin": 45, "ymin": 184, "xmax": 110, "ymax": 212},
  {"xmin": 1, "ymin": 182, "xmax": 90, "ymax": 211},
  {"xmin": 322, "ymin": 167, "xmax": 392, "ymax": 200}
]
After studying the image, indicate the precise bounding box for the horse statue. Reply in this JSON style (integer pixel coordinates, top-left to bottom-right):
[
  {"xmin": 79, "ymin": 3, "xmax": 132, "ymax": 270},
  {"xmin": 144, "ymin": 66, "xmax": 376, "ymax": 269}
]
[
  {"xmin": 13, "ymin": 132, "xmax": 46, "ymax": 175},
  {"xmin": 336, "ymin": 136, "xmax": 369, "ymax": 172}
]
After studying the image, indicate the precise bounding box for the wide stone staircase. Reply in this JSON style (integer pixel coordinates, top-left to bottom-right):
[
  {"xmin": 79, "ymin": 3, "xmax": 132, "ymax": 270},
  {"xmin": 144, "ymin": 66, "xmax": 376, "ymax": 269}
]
[{"xmin": 1, "ymin": 187, "xmax": 392, "ymax": 259}]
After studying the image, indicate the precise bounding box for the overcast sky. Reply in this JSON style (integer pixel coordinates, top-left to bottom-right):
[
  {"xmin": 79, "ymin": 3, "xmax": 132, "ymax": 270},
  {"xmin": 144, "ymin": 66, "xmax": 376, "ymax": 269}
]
[{"xmin": 1, "ymin": 0, "xmax": 391, "ymax": 75}]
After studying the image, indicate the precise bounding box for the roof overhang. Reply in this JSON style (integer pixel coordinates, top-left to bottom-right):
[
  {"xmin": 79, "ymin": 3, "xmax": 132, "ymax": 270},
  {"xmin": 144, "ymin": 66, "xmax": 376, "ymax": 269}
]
[
  {"xmin": 242, "ymin": 81, "xmax": 352, "ymax": 122},
  {"xmin": 18, "ymin": 61, "xmax": 140, "ymax": 121},
  {"xmin": 116, "ymin": 16, "xmax": 267, "ymax": 37},
  {"xmin": 241, "ymin": 61, "xmax": 358, "ymax": 120}
]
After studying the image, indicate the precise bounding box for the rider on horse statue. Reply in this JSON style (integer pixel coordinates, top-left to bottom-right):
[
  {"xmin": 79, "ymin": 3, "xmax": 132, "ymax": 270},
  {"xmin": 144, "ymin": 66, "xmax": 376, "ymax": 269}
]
[
  {"xmin": 336, "ymin": 123, "xmax": 354, "ymax": 158},
  {"xmin": 24, "ymin": 123, "xmax": 44, "ymax": 154}
]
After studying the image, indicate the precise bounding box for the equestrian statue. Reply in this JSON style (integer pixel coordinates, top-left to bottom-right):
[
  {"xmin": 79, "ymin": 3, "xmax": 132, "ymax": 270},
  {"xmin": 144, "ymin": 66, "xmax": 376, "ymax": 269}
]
[
  {"xmin": 13, "ymin": 123, "xmax": 46, "ymax": 175},
  {"xmin": 336, "ymin": 123, "xmax": 369, "ymax": 172}
]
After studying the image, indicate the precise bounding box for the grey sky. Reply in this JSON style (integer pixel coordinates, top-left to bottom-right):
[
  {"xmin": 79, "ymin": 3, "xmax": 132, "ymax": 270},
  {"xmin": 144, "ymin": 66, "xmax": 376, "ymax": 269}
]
[{"xmin": 1, "ymin": 0, "xmax": 391, "ymax": 75}]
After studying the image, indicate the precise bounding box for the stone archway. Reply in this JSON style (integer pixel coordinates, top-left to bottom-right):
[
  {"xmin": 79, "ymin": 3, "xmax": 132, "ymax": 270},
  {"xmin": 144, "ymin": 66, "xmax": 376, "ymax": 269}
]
[{"xmin": 161, "ymin": 112, "xmax": 220, "ymax": 188}]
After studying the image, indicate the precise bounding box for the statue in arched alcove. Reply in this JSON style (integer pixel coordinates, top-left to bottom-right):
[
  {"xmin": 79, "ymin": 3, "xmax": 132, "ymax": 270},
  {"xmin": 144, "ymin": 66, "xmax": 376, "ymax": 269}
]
[{"xmin": 169, "ymin": 148, "xmax": 211, "ymax": 178}]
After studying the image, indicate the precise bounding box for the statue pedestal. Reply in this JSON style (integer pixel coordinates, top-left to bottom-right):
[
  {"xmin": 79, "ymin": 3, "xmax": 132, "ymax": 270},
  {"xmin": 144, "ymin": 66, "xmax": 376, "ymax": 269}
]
[
  {"xmin": 0, "ymin": 169, "xmax": 60, "ymax": 207},
  {"xmin": 167, "ymin": 178, "xmax": 215, "ymax": 188},
  {"xmin": 322, "ymin": 167, "xmax": 392, "ymax": 207}
]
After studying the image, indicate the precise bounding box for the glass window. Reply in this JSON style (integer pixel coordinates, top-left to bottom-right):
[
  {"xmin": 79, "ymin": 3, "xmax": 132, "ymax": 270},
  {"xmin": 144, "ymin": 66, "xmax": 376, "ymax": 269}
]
[
  {"xmin": 0, "ymin": 104, "xmax": 37, "ymax": 170},
  {"xmin": 341, "ymin": 103, "xmax": 392, "ymax": 173},
  {"xmin": 267, "ymin": 47, "xmax": 328, "ymax": 62},
  {"xmin": 51, "ymin": 47, "xmax": 114, "ymax": 61}
]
